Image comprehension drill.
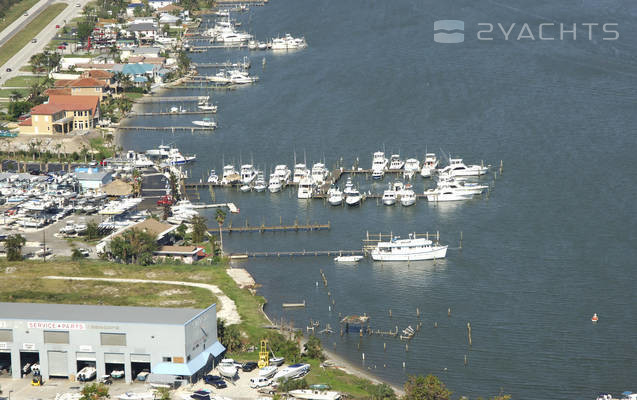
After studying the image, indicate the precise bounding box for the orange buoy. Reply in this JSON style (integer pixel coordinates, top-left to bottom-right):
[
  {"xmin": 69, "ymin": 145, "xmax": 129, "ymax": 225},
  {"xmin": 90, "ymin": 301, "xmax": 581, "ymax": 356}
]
[{"xmin": 591, "ymin": 313, "xmax": 599, "ymax": 323}]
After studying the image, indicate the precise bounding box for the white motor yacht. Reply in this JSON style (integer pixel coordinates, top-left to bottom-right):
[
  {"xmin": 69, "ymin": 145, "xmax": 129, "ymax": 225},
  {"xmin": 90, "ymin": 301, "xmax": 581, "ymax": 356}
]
[
  {"xmin": 371, "ymin": 151, "xmax": 388, "ymax": 175},
  {"xmin": 259, "ymin": 365, "xmax": 278, "ymax": 378},
  {"xmin": 268, "ymin": 176, "xmax": 283, "ymax": 193},
  {"xmin": 372, "ymin": 169, "xmax": 384, "ymax": 180},
  {"xmin": 438, "ymin": 158, "xmax": 488, "ymax": 177},
  {"xmin": 425, "ymin": 187, "xmax": 474, "ymax": 202},
  {"xmin": 345, "ymin": 188, "xmax": 362, "ymax": 206},
  {"xmin": 403, "ymin": 158, "xmax": 420, "ymax": 179},
  {"xmin": 197, "ymin": 103, "xmax": 218, "ymax": 113},
  {"xmin": 207, "ymin": 170, "xmax": 219, "ymax": 184},
  {"xmin": 389, "ymin": 154, "xmax": 405, "ymax": 170},
  {"xmin": 420, "ymin": 153, "xmax": 439, "ymax": 177},
  {"xmin": 371, "ymin": 234, "xmax": 448, "ymax": 261},
  {"xmin": 274, "ymin": 164, "xmax": 291, "ymax": 183},
  {"xmin": 254, "ymin": 171, "xmax": 267, "ymax": 192},
  {"xmin": 192, "ymin": 117, "xmax": 217, "ymax": 128},
  {"xmin": 400, "ymin": 189, "xmax": 416, "ymax": 206},
  {"xmin": 437, "ymin": 175, "xmax": 488, "ymax": 195},
  {"xmin": 382, "ymin": 186, "xmax": 397, "ymax": 206},
  {"xmin": 342, "ymin": 177, "xmax": 357, "ymax": 196},
  {"xmin": 297, "ymin": 177, "xmax": 315, "ymax": 199},
  {"xmin": 240, "ymin": 164, "xmax": 257, "ymax": 184},
  {"xmin": 289, "ymin": 389, "xmax": 341, "ymax": 400},
  {"xmin": 334, "ymin": 255, "xmax": 363, "ymax": 263},
  {"xmin": 271, "ymin": 34, "xmax": 308, "ymax": 50},
  {"xmin": 327, "ymin": 186, "xmax": 343, "ymax": 206},
  {"xmin": 293, "ymin": 163, "xmax": 309, "ymax": 184},
  {"xmin": 311, "ymin": 163, "xmax": 329, "ymax": 185},
  {"xmin": 240, "ymin": 184, "xmax": 252, "ymax": 192},
  {"xmin": 221, "ymin": 165, "xmax": 241, "ymax": 185}
]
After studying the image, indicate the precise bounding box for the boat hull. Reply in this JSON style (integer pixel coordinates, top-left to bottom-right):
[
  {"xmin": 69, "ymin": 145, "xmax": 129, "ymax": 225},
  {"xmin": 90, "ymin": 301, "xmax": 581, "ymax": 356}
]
[{"xmin": 371, "ymin": 245, "xmax": 447, "ymax": 261}]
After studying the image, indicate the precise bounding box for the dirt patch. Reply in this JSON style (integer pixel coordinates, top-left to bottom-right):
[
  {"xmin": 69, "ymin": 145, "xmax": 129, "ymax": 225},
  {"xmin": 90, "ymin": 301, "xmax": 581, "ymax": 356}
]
[
  {"xmin": 100, "ymin": 286, "xmax": 119, "ymax": 295},
  {"xmin": 145, "ymin": 271, "xmax": 158, "ymax": 279},
  {"xmin": 4, "ymin": 267, "xmax": 16, "ymax": 273},
  {"xmin": 103, "ymin": 269, "xmax": 117, "ymax": 276},
  {"xmin": 159, "ymin": 299, "xmax": 196, "ymax": 306},
  {"xmin": 188, "ymin": 274, "xmax": 207, "ymax": 281},
  {"xmin": 159, "ymin": 289, "xmax": 188, "ymax": 297}
]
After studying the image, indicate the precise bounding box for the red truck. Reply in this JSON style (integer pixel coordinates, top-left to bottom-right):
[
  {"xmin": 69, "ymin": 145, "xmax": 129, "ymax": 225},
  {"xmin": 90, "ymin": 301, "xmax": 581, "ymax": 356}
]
[{"xmin": 157, "ymin": 195, "xmax": 174, "ymax": 206}]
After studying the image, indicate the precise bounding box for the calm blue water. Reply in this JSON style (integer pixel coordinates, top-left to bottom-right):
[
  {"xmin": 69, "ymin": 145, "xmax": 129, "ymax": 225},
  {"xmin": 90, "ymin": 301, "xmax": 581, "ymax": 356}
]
[{"xmin": 121, "ymin": 0, "xmax": 637, "ymax": 398}]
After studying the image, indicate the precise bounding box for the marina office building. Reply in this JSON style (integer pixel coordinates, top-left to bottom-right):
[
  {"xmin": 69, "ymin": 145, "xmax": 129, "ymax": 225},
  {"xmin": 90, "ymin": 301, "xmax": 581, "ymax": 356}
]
[{"xmin": 0, "ymin": 302, "xmax": 225, "ymax": 383}]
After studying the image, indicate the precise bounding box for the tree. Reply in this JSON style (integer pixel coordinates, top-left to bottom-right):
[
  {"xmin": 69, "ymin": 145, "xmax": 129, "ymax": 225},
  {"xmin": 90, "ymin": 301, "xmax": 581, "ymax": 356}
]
[
  {"xmin": 191, "ymin": 215, "xmax": 208, "ymax": 243},
  {"xmin": 5, "ymin": 234, "xmax": 26, "ymax": 261},
  {"xmin": 7, "ymin": 101, "xmax": 32, "ymax": 121},
  {"xmin": 303, "ymin": 335, "xmax": 324, "ymax": 360},
  {"xmin": 278, "ymin": 378, "xmax": 308, "ymax": 393},
  {"xmin": 368, "ymin": 383, "xmax": 397, "ymax": 400},
  {"xmin": 217, "ymin": 318, "xmax": 226, "ymax": 345},
  {"xmin": 156, "ymin": 387, "xmax": 171, "ymax": 400},
  {"xmin": 109, "ymin": 228, "xmax": 158, "ymax": 265},
  {"xmin": 168, "ymin": 171, "xmax": 180, "ymax": 201},
  {"xmin": 177, "ymin": 49, "xmax": 191, "ymax": 73},
  {"xmin": 71, "ymin": 248, "xmax": 85, "ymax": 262},
  {"xmin": 80, "ymin": 382, "xmax": 109, "ymax": 400},
  {"xmin": 215, "ymin": 209, "xmax": 226, "ymax": 256},
  {"xmin": 85, "ymin": 221, "xmax": 100, "ymax": 240},
  {"xmin": 9, "ymin": 90, "xmax": 23, "ymax": 102},
  {"xmin": 176, "ymin": 223, "xmax": 187, "ymax": 241},
  {"xmin": 404, "ymin": 375, "xmax": 452, "ymax": 400},
  {"xmin": 221, "ymin": 324, "xmax": 241, "ymax": 352}
]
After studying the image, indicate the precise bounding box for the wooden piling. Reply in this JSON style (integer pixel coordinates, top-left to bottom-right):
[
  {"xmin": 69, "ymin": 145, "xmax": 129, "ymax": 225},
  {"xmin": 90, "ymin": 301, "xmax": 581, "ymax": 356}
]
[
  {"xmin": 448, "ymin": 308, "xmax": 451, "ymax": 317},
  {"xmin": 464, "ymin": 354, "xmax": 468, "ymax": 366},
  {"xmin": 416, "ymin": 307, "xmax": 420, "ymax": 317},
  {"xmin": 389, "ymin": 309, "xmax": 392, "ymax": 318},
  {"xmin": 467, "ymin": 322, "xmax": 472, "ymax": 346}
]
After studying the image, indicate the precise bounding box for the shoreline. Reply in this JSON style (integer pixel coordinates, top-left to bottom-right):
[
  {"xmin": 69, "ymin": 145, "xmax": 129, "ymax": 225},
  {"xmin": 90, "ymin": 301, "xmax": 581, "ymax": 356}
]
[{"xmin": 228, "ymin": 265, "xmax": 405, "ymax": 396}]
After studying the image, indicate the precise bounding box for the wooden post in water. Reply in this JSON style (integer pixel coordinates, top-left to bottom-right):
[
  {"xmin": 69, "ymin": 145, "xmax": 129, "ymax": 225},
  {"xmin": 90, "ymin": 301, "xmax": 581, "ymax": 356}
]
[
  {"xmin": 434, "ymin": 322, "xmax": 438, "ymax": 328},
  {"xmin": 416, "ymin": 307, "xmax": 420, "ymax": 317},
  {"xmin": 464, "ymin": 354, "xmax": 468, "ymax": 366},
  {"xmin": 389, "ymin": 309, "xmax": 392, "ymax": 318},
  {"xmin": 500, "ymin": 160, "xmax": 503, "ymax": 174},
  {"xmin": 405, "ymin": 343, "xmax": 408, "ymax": 352},
  {"xmin": 448, "ymin": 308, "xmax": 451, "ymax": 317},
  {"xmin": 467, "ymin": 322, "xmax": 472, "ymax": 346},
  {"xmin": 384, "ymin": 342, "xmax": 386, "ymax": 351},
  {"xmin": 459, "ymin": 231, "xmax": 463, "ymax": 250}
]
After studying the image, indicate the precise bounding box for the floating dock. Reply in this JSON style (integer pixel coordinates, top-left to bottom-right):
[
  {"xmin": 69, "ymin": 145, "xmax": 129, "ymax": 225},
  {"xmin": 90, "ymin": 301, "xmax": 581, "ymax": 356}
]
[
  {"xmin": 136, "ymin": 96, "xmax": 208, "ymax": 103},
  {"xmin": 231, "ymin": 249, "xmax": 363, "ymax": 258},
  {"xmin": 215, "ymin": 221, "xmax": 330, "ymax": 233},
  {"xmin": 282, "ymin": 301, "xmax": 306, "ymax": 308},
  {"xmin": 115, "ymin": 126, "xmax": 215, "ymax": 132}
]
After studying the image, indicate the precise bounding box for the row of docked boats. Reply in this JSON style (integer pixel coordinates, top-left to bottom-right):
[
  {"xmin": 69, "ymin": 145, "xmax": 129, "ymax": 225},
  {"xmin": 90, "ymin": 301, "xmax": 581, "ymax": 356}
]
[
  {"xmin": 248, "ymin": 34, "xmax": 308, "ymax": 51},
  {"xmin": 370, "ymin": 151, "xmax": 488, "ymax": 179}
]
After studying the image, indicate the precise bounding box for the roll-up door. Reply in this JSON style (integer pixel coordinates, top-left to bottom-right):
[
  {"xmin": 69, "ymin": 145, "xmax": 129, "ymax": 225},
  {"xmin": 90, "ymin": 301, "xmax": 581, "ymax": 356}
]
[
  {"xmin": 48, "ymin": 350, "xmax": 68, "ymax": 377},
  {"xmin": 76, "ymin": 352, "xmax": 96, "ymax": 361},
  {"xmin": 130, "ymin": 354, "xmax": 150, "ymax": 363},
  {"xmin": 104, "ymin": 353, "xmax": 125, "ymax": 364}
]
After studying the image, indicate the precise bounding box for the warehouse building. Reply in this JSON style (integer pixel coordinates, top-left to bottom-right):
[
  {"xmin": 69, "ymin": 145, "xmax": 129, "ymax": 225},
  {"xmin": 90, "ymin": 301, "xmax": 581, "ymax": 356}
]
[{"xmin": 0, "ymin": 302, "xmax": 225, "ymax": 383}]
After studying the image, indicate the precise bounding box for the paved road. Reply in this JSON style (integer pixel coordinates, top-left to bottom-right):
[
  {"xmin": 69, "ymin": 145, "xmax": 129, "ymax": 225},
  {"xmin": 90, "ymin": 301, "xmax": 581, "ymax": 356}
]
[
  {"xmin": 0, "ymin": 0, "xmax": 90, "ymax": 86},
  {"xmin": 0, "ymin": 0, "xmax": 53, "ymax": 46}
]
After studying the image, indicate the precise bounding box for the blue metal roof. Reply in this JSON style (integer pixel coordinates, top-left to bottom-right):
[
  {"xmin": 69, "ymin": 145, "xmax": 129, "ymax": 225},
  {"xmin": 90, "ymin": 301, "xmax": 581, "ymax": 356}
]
[
  {"xmin": 122, "ymin": 63, "xmax": 155, "ymax": 76},
  {"xmin": 133, "ymin": 75, "xmax": 148, "ymax": 83},
  {"xmin": 152, "ymin": 341, "xmax": 225, "ymax": 376}
]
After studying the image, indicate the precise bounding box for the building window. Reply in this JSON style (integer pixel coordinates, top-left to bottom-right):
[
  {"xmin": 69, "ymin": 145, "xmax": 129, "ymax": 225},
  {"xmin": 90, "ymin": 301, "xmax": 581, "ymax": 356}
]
[
  {"xmin": 162, "ymin": 357, "xmax": 172, "ymax": 362},
  {"xmin": 43, "ymin": 330, "xmax": 70, "ymax": 344},
  {"xmin": 100, "ymin": 332, "xmax": 126, "ymax": 346}
]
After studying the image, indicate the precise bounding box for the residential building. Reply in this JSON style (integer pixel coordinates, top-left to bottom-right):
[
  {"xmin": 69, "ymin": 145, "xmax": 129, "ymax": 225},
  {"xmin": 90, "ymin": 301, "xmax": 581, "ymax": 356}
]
[
  {"xmin": 154, "ymin": 246, "xmax": 207, "ymax": 264},
  {"xmin": 18, "ymin": 95, "xmax": 100, "ymax": 135},
  {"xmin": 148, "ymin": 0, "xmax": 175, "ymax": 10}
]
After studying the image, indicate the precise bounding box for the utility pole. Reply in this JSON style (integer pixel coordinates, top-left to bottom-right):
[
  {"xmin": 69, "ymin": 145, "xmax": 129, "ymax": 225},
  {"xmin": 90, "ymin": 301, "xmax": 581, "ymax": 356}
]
[{"xmin": 42, "ymin": 228, "xmax": 46, "ymax": 262}]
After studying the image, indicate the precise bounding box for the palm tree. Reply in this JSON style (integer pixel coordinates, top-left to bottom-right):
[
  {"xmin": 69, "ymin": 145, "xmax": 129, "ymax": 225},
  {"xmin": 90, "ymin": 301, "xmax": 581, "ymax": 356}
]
[
  {"xmin": 9, "ymin": 90, "xmax": 23, "ymax": 102},
  {"xmin": 215, "ymin": 209, "xmax": 226, "ymax": 256}
]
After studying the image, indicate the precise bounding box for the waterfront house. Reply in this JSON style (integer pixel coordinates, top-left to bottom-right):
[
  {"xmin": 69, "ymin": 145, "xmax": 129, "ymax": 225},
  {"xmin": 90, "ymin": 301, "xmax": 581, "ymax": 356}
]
[
  {"xmin": 154, "ymin": 245, "xmax": 207, "ymax": 264},
  {"xmin": 54, "ymin": 77, "xmax": 108, "ymax": 100},
  {"xmin": 18, "ymin": 95, "xmax": 100, "ymax": 135},
  {"xmin": 113, "ymin": 63, "xmax": 158, "ymax": 85},
  {"xmin": 81, "ymin": 70, "xmax": 115, "ymax": 88},
  {"xmin": 126, "ymin": 23, "xmax": 158, "ymax": 42},
  {"xmin": 96, "ymin": 218, "xmax": 178, "ymax": 255},
  {"xmin": 148, "ymin": 0, "xmax": 175, "ymax": 10}
]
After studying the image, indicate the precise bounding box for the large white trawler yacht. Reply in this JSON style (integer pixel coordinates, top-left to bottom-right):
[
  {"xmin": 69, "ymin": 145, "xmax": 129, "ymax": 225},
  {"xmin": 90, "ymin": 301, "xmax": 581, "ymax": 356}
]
[{"xmin": 371, "ymin": 234, "xmax": 448, "ymax": 261}]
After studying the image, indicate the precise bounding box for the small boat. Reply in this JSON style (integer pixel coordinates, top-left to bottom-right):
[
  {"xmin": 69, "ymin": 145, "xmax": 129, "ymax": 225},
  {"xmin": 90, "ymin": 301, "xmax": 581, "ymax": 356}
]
[
  {"xmin": 77, "ymin": 366, "xmax": 97, "ymax": 381},
  {"xmin": 345, "ymin": 189, "xmax": 362, "ymax": 207},
  {"xmin": 198, "ymin": 103, "xmax": 218, "ymax": 112},
  {"xmin": 272, "ymin": 363, "xmax": 310, "ymax": 381},
  {"xmin": 217, "ymin": 359, "xmax": 238, "ymax": 379},
  {"xmin": 371, "ymin": 169, "xmax": 384, "ymax": 180},
  {"xmin": 170, "ymin": 106, "xmax": 185, "ymax": 114},
  {"xmin": 240, "ymin": 184, "xmax": 252, "ymax": 192},
  {"xmin": 327, "ymin": 186, "xmax": 343, "ymax": 206},
  {"xmin": 592, "ymin": 313, "xmax": 599, "ymax": 323},
  {"xmin": 389, "ymin": 154, "xmax": 404, "ymax": 170},
  {"xmin": 334, "ymin": 255, "xmax": 363, "ymax": 263},
  {"xmin": 269, "ymin": 356, "xmax": 285, "ymax": 366},
  {"xmin": 192, "ymin": 118, "xmax": 217, "ymax": 128},
  {"xmin": 111, "ymin": 370, "xmax": 125, "ymax": 379},
  {"xmin": 371, "ymin": 233, "xmax": 448, "ymax": 261},
  {"xmin": 425, "ymin": 187, "xmax": 473, "ymax": 202},
  {"xmin": 250, "ymin": 376, "xmax": 272, "ymax": 388},
  {"xmin": 136, "ymin": 371, "xmax": 149, "ymax": 381},
  {"xmin": 207, "ymin": 170, "xmax": 219, "ymax": 184},
  {"xmin": 259, "ymin": 365, "xmax": 278, "ymax": 378},
  {"xmin": 289, "ymin": 389, "xmax": 341, "ymax": 400}
]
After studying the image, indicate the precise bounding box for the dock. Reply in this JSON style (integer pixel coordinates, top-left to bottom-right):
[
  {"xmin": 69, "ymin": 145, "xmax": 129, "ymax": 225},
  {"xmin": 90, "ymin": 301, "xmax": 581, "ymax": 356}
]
[
  {"xmin": 193, "ymin": 62, "xmax": 250, "ymax": 68},
  {"xmin": 282, "ymin": 301, "xmax": 306, "ymax": 308},
  {"xmin": 214, "ymin": 221, "xmax": 330, "ymax": 233},
  {"xmin": 136, "ymin": 96, "xmax": 209, "ymax": 103},
  {"xmin": 231, "ymin": 249, "xmax": 363, "ymax": 258},
  {"xmin": 130, "ymin": 111, "xmax": 216, "ymax": 116},
  {"xmin": 115, "ymin": 126, "xmax": 216, "ymax": 132}
]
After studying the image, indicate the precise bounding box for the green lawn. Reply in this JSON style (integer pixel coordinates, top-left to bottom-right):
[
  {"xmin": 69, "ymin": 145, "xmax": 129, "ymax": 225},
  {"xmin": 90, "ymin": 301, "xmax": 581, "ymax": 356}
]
[
  {"xmin": 19, "ymin": 64, "xmax": 33, "ymax": 72},
  {"xmin": 0, "ymin": 0, "xmax": 41, "ymax": 33},
  {"xmin": 0, "ymin": 87, "xmax": 29, "ymax": 98},
  {"xmin": 123, "ymin": 92, "xmax": 144, "ymax": 100},
  {"xmin": 2, "ymin": 74, "xmax": 43, "ymax": 87},
  {"xmin": 0, "ymin": 3, "xmax": 68, "ymax": 68}
]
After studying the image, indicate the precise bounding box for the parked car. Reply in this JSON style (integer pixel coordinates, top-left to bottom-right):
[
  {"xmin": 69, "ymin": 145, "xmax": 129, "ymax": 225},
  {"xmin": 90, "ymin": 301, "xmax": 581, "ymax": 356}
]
[
  {"xmin": 242, "ymin": 362, "xmax": 258, "ymax": 372},
  {"xmin": 5, "ymin": 68, "xmax": 11, "ymax": 72},
  {"xmin": 209, "ymin": 380, "xmax": 227, "ymax": 389},
  {"xmin": 31, "ymin": 38, "xmax": 37, "ymax": 43},
  {"xmin": 249, "ymin": 377, "xmax": 271, "ymax": 388},
  {"xmin": 55, "ymin": 24, "xmax": 60, "ymax": 28},
  {"xmin": 57, "ymin": 45, "xmax": 66, "ymax": 49},
  {"xmin": 24, "ymin": 12, "xmax": 28, "ymax": 16},
  {"xmin": 203, "ymin": 375, "xmax": 227, "ymax": 388}
]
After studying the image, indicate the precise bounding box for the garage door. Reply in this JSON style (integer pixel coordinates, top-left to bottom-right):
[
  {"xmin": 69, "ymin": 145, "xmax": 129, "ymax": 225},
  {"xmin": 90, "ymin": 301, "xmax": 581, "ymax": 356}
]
[
  {"xmin": 76, "ymin": 352, "xmax": 96, "ymax": 361},
  {"xmin": 48, "ymin": 351, "xmax": 68, "ymax": 377},
  {"xmin": 104, "ymin": 353, "xmax": 125, "ymax": 364},
  {"xmin": 130, "ymin": 354, "xmax": 150, "ymax": 363}
]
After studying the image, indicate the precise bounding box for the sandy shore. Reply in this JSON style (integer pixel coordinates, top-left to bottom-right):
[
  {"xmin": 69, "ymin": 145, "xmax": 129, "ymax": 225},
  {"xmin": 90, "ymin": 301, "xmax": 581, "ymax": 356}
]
[{"xmin": 228, "ymin": 267, "xmax": 405, "ymax": 396}]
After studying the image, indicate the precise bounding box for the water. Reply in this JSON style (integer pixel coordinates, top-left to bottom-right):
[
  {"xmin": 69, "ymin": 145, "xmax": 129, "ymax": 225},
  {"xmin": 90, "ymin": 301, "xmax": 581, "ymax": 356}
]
[{"xmin": 121, "ymin": 0, "xmax": 637, "ymax": 398}]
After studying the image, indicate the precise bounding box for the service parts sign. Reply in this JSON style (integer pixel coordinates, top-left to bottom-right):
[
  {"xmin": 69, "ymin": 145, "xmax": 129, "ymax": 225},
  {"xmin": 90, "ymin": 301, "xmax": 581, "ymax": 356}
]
[{"xmin": 28, "ymin": 321, "xmax": 87, "ymax": 330}]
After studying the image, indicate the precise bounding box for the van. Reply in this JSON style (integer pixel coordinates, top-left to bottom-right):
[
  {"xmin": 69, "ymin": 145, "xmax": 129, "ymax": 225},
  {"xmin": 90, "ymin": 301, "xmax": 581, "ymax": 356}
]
[{"xmin": 249, "ymin": 377, "xmax": 271, "ymax": 388}]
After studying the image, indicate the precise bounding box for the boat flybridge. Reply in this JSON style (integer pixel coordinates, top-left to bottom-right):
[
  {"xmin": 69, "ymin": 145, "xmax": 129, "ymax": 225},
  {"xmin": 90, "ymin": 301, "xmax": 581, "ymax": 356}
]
[
  {"xmin": 240, "ymin": 164, "xmax": 257, "ymax": 184},
  {"xmin": 311, "ymin": 163, "xmax": 329, "ymax": 185},
  {"xmin": 420, "ymin": 153, "xmax": 439, "ymax": 177},
  {"xmin": 389, "ymin": 154, "xmax": 404, "ymax": 170},
  {"xmin": 371, "ymin": 151, "xmax": 388, "ymax": 174},
  {"xmin": 438, "ymin": 158, "xmax": 488, "ymax": 177},
  {"xmin": 293, "ymin": 163, "xmax": 309, "ymax": 184},
  {"xmin": 403, "ymin": 158, "xmax": 420, "ymax": 179},
  {"xmin": 371, "ymin": 234, "xmax": 448, "ymax": 261},
  {"xmin": 221, "ymin": 165, "xmax": 240, "ymax": 184}
]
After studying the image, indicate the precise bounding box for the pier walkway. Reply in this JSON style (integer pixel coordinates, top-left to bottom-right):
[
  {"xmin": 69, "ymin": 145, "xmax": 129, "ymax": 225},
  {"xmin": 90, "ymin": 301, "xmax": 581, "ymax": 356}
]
[
  {"xmin": 230, "ymin": 249, "xmax": 363, "ymax": 258},
  {"xmin": 213, "ymin": 221, "xmax": 330, "ymax": 234}
]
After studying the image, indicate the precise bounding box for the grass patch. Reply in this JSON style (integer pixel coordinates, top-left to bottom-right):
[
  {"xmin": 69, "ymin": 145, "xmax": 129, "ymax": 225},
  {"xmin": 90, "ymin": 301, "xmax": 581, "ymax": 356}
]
[
  {"xmin": 0, "ymin": 0, "xmax": 41, "ymax": 33},
  {"xmin": 304, "ymin": 359, "xmax": 375, "ymax": 398},
  {"xmin": 19, "ymin": 65, "xmax": 33, "ymax": 72},
  {"xmin": 2, "ymin": 75, "xmax": 43, "ymax": 87},
  {"xmin": 0, "ymin": 88, "xmax": 29, "ymax": 97},
  {"xmin": 0, "ymin": 3, "xmax": 68, "ymax": 68},
  {"xmin": 123, "ymin": 92, "xmax": 144, "ymax": 100}
]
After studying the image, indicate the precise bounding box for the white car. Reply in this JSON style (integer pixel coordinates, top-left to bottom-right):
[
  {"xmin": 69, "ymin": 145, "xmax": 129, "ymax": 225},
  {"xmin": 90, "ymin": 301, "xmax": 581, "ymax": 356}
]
[{"xmin": 249, "ymin": 377, "xmax": 271, "ymax": 388}]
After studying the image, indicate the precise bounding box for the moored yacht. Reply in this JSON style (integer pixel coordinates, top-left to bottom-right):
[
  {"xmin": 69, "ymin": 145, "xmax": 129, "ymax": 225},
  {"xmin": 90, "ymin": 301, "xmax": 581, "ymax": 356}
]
[
  {"xmin": 268, "ymin": 176, "xmax": 283, "ymax": 193},
  {"xmin": 311, "ymin": 163, "xmax": 329, "ymax": 185},
  {"xmin": 342, "ymin": 177, "xmax": 357, "ymax": 196},
  {"xmin": 293, "ymin": 163, "xmax": 309, "ymax": 184},
  {"xmin": 400, "ymin": 188, "xmax": 416, "ymax": 207},
  {"xmin": 221, "ymin": 165, "xmax": 241, "ymax": 184},
  {"xmin": 389, "ymin": 154, "xmax": 405, "ymax": 170},
  {"xmin": 371, "ymin": 151, "xmax": 388, "ymax": 173},
  {"xmin": 297, "ymin": 177, "xmax": 315, "ymax": 199},
  {"xmin": 345, "ymin": 188, "xmax": 362, "ymax": 206},
  {"xmin": 438, "ymin": 158, "xmax": 488, "ymax": 177},
  {"xmin": 403, "ymin": 158, "xmax": 420, "ymax": 179},
  {"xmin": 192, "ymin": 117, "xmax": 217, "ymax": 128},
  {"xmin": 253, "ymin": 171, "xmax": 267, "ymax": 192},
  {"xmin": 371, "ymin": 234, "xmax": 448, "ymax": 261},
  {"xmin": 207, "ymin": 170, "xmax": 219, "ymax": 184},
  {"xmin": 271, "ymin": 34, "xmax": 308, "ymax": 50},
  {"xmin": 327, "ymin": 186, "xmax": 343, "ymax": 206},
  {"xmin": 420, "ymin": 153, "xmax": 439, "ymax": 177},
  {"xmin": 240, "ymin": 164, "xmax": 257, "ymax": 184},
  {"xmin": 274, "ymin": 164, "xmax": 291, "ymax": 183},
  {"xmin": 382, "ymin": 184, "xmax": 397, "ymax": 206}
]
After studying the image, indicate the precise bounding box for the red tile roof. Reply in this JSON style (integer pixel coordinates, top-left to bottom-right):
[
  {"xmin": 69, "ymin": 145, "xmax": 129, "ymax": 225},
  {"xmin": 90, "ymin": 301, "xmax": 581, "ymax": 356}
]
[
  {"xmin": 84, "ymin": 70, "xmax": 113, "ymax": 79},
  {"xmin": 45, "ymin": 88, "xmax": 72, "ymax": 96},
  {"xmin": 19, "ymin": 118, "xmax": 32, "ymax": 126},
  {"xmin": 54, "ymin": 79, "xmax": 75, "ymax": 88},
  {"xmin": 68, "ymin": 77, "xmax": 106, "ymax": 88},
  {"xmin": 30, "ymin": 103, "xmax": 65, "ymax": 115},
  {"xmin": 75, "ymin": 63, "xmax": 116, "ymax": 70},
  {"xmin": 48, "ymin": 95, "xmax": 100, "ymax": 115}
]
